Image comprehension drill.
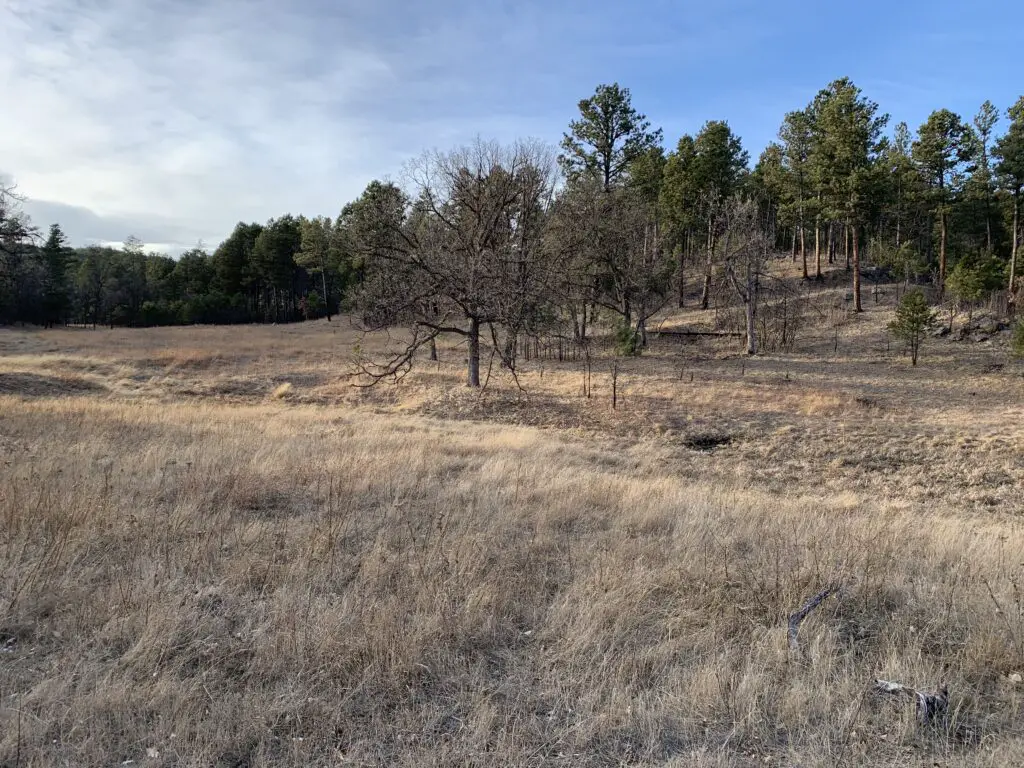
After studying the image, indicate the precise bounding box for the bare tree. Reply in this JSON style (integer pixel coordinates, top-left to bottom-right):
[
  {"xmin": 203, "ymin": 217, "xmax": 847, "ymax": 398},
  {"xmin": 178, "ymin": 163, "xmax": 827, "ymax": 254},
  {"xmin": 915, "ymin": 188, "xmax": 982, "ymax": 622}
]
[
  {"xmin": 721, "ymin": 197, "xmax": 773, "ymax": 354},
  {"xmin": 351, "ymin": 138, "xmax": 559, "ymax": 387},
  {"xmin": 0, "ymin": 180, "xmax": 36, "ymax": 254}
]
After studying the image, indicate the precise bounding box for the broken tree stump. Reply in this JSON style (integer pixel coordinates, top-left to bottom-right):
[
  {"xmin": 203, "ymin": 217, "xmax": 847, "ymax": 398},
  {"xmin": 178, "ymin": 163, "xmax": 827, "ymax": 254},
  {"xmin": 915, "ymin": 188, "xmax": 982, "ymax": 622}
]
[
  {"xmin": 788, "ymin": 584, "xmax": 841, "ymax": 652},
  {"xmin": 874, "ymin": 679, "xmax": 949, "ymax": 725}
]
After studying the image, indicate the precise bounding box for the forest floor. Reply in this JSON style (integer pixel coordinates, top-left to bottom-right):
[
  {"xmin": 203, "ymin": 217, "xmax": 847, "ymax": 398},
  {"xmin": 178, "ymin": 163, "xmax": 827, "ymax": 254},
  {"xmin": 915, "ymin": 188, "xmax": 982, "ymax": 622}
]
[{"xmin": 2, "ymin": 268, "xmax": 1024, "ymax": 766}]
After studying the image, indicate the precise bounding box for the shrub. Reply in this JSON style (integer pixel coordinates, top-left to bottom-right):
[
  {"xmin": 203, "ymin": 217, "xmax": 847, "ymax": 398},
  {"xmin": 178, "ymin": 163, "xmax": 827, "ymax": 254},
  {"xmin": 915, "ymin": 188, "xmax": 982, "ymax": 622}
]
[{"xmin": 613, "ymin": 319, "xmax": 641, "ymax": 356}]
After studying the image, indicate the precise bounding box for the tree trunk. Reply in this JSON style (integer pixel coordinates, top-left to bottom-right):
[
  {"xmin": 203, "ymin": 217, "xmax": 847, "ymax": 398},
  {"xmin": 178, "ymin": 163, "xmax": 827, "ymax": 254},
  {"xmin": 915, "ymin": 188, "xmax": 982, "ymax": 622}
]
[
  {"xmin": 800, "ymin": 226, "xmax": 808, "ymax": 279},
  {"xmin": 828, "ymin": 221, "xmax": 835, "ymax": 265},
  {"xmin": 745, "ymin": 260, "xmax": 757, "ymax": 355},
  {"xmin": 791, "ymin": 228, "xmax": 797, "ymax": 261},
  {"xmin": 938, "ymin": 209, "xmax": 948, "ymax": 300},
  {"xmin": 814, "ymin": 220, "xmax": 822, "ymax": 280},
  {"xmin": 844, "ymin": 225, "xmax": 850, "ymax": 271},
  {"xmin": 320, "ymin": 263, "xmax": 331, "ymax": 321},
  {"xmin": 429, "ymin": 337, "xmax": 438, "ymax": 361},
  {"xmin": 677, "ymin": 232, "xmax": 687, "ymax": 308},
  {"xmin": 852, "ymin": 223, "xmax": 862, "ymax": 313},
  {"xmin": 701, "ymin": 222, "xmax": 714, "ymax": 310},
  {"xmin": 1010, "ymin": 192, "xmax": 1020, "ymax": 311},
  {"xmin": 467, "ymin": 317, "xmax": 480, "ymax": 387}
]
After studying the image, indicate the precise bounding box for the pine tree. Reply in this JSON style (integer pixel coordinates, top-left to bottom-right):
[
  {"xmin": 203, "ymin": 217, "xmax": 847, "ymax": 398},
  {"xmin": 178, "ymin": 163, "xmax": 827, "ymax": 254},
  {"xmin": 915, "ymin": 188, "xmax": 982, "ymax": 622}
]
[
  {"xmin": 812, "ymin": 78, "xmax": 889, "ymax": 311},
  {"xmin": 971, "ymin": 101, "xmax": 1000, "ymax": 254},
  {"xmin": 559, "ymin": 83, "xmax": 662, "ymax": 192},
  {"xmin": 889, "ymin": 289, "xmax": 937, "ymax": 365},
  {"xmin": 994, "ymin": 97, "xmax": 1024, "ymax": 308},
  {"xmin": 660, "ymin": 134, "xmax": 699, "ymax": 306},
  {"xmin": 689, "ymin": 120, "xmax": 749, "ymax": 308},
  {"xmin": 779, "ymin": 108, "xmax": 814, "ymax": 279},
  {"xmin": 40, "ymin": 223, "xmax": 71, "ymax": 327},
  {"xmin": 912, "ymin": 110, "xmax": 975, "ymax": 299}
]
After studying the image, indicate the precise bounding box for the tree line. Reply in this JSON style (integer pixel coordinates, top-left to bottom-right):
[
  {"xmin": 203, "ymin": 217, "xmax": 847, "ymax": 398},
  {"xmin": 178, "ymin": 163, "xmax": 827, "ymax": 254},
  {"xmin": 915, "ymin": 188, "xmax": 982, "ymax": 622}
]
[
  {"xmin": 2, "ymin": 78, "xmax": 1023, "ymax": 385},
  {"xmin": 0, "ymin": 203, "xmax": 360, "ymax": 327}
]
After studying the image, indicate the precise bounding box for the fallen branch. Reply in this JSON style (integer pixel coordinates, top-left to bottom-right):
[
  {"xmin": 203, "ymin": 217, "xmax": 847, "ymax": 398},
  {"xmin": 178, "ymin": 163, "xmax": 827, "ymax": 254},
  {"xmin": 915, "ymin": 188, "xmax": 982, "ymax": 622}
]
[
  {"xmin": 787, "ymin": 584, "xmax": 840, "ymax": 651},
  {"xmin": 874, "ymin": 679, "xmax": 949, "ymax": 725},
  {"xmin": 656, "ymin": 329, "xmax": 745, "ymax": 338}
]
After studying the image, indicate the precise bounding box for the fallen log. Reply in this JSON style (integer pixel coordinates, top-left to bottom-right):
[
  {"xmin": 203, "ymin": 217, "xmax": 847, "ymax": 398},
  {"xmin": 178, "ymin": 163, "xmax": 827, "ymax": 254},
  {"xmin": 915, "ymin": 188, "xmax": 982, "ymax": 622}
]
[
  {"xmin": 787, "ymin": 584, "xmax": 841, "ymax": 652},
  {"xmin": 874, "ymin": 679, "xmax": 949, "ymax": 725},
  {"xmin": 656, "ymin": 329, "xmax": 745, "ymax": 338}
]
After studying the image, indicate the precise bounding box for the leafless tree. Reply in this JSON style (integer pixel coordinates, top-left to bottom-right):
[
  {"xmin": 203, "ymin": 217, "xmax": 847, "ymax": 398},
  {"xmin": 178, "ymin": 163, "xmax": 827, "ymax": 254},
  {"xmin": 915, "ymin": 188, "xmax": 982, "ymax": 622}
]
[
  {"xmin": 351, "ymin": 138, "xmax": 559, "ymax": 387},
  {"xmin": 721, "ymin": 197, "xmax": 773, "ymax": 354},
  {"xmin": 546, "ymin": 176, "xmax": 673, "ymax": 350},
  {"xmin": 0, "ymin": 180, "xmax": 36, "ymax": 255}
]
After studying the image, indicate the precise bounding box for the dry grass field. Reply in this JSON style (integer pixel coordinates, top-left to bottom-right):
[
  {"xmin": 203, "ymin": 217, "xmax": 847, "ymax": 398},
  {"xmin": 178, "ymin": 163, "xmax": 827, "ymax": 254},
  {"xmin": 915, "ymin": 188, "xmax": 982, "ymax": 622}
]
[{"xmin": 2, "ymin": 282, "xmax": 1024, "ymax": 766}]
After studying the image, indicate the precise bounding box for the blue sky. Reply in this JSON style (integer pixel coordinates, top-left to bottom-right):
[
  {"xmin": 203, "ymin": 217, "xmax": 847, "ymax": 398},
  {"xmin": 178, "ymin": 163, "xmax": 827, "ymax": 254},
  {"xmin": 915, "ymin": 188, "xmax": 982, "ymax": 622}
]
[{"xmin": 2, "ymin": 0, "xmax": 1022, "ymax": 255}]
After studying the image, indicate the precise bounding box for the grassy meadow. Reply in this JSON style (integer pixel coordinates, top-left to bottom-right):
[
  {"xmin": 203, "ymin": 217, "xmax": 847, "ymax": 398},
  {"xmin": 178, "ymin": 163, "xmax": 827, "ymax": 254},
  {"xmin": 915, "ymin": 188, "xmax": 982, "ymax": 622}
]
[{"xmin": 2, "ymin": 280, "xmax": 1024, "ymax": 766}]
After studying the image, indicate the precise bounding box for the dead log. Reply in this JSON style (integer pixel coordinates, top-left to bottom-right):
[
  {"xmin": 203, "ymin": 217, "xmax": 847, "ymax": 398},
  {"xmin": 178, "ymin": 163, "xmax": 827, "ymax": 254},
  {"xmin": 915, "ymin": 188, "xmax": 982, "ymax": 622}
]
[
  {"xmin": 787, "ymin": 584, "xmax": 840, "ymax": 651},
  {"xmin": 656, "ymin": 329, "xmax": 745, "ymax": 338},
  {"xmin": 874, "ymin": 679, "xmax": 949, "ymax": 725}
]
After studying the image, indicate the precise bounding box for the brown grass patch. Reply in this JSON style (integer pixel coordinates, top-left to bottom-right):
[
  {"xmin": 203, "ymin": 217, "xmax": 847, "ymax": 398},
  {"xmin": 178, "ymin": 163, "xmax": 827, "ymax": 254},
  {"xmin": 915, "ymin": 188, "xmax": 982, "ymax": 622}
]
[{"xmin": 1, "ymin": 303, "xmax": 1023, "ymax": 765}]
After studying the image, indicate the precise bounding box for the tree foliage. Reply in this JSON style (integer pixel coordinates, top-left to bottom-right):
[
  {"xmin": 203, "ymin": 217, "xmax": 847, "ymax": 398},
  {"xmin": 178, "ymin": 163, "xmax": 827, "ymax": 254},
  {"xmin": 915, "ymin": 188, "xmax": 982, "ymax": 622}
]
[
  {"xmin": 559, "ymin": 83, "xmax": 663, "ymax": 191},
  {"xmin": 889, "ymin": 290, "xmax": 937, "ymax": 365}
]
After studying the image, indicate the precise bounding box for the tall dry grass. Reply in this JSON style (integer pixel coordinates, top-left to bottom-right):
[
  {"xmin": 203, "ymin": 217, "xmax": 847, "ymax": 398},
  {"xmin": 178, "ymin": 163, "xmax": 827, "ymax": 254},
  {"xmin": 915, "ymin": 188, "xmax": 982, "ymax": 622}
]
[
  {"xmin": 1, "ymin": 305, "xmax": 1023, "ymax": 765},
  {"xmin": 1, "ymin": 390, "xmax": 1023, "ymax": 766}
]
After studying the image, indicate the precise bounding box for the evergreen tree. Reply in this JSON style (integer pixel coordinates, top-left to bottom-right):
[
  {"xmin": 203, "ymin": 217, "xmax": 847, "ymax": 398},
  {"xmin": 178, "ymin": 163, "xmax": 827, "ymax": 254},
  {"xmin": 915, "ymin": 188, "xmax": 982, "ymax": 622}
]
[
  {"xmin": 779, "ymin": 108, "xmax": 814, "ymax": 278},
  {"xmin": 811, "ymin": 78, "xmax": 889, "ymax": 311},
  {"xmin": 689, "ymin": 120, "xmax": 749, "ymax": 308},
  {"xmin": 660, "ymin": 134, "xmax": 699, "ymax": 306},
  {"xmin": 559, "ymin": 83, "xmax": 662, "ymax": 191},
  {"xmin": 40, "ymin": 224, "xmax": 71, "ymax": 327},
  {"xmin": 970, "ymin": 100, "xmax": 1000, "ymax": 254},
  {"xmin": 889, "ymin": 289, "xmax": 937, "ymax": 365},
  {"xmin": 912, "ymin": 109, "xmax": 975, "ymax": 299},
  {"xmin": 994, "ymin": 97, "xmax": 1024, "ymax": 308}
]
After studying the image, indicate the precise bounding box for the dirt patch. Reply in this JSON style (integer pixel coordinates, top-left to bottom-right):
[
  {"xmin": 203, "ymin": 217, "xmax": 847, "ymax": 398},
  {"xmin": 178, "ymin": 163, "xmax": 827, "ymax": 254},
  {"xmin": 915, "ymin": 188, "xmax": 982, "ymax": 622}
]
[{"xmin": 682, "ymin": 431, "xmax": 735, "ymax": 452}]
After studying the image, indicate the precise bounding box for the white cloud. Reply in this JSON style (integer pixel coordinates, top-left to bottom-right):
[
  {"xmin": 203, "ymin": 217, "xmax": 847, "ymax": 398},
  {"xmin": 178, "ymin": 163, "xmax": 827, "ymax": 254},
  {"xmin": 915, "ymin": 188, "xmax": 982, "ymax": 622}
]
[
  {"xmin": 0, "ymin": 0, "xmax": 859, "ymax": 254},
  {"xmin": 1, "ymin": 0, "xmax": 407, "ymax": 251}
]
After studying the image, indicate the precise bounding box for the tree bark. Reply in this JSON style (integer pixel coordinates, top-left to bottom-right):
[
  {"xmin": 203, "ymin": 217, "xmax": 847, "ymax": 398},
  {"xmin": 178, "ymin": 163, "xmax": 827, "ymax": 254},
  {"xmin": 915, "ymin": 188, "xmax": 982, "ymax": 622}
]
[
  {"xmin": 320, "ymin": 261, "xmax": 331, "ymax": 321},
  {"xmin": 701, "ymin": 221, "xmax": 714, "ymax": 310},
  {"xmin": 844, "ymin": 225, "xmax": 850, "ymax": 271},
  {"xmin": 852, "ymin": 223, "xmax": 862, "ymax": 313},
  {"xmin": 467, "ymin": 317, "xmax": 480, "ymax": 387},
  {"xmin": 938, "ymin": 208, "xmax": 948, "ymax": 300},
  {"xmin": 814, "ymin": 220, "xmax": 822, "ymax": 280},
  {"xmin": 791, "ymin": 228, "xmax": 797, "ymax": 261},
  {"xmin": 1010, "ymin": 192, "xmax": 1020, "ymax": 311},
  {"xmin": 745, "ymin": 259, "xmax": 757, "ymax": 355},
  {"xmin": 677, "ymin": 232, "xmax": 687, "ymax": 308},
  {"xmin": 800, "ymin": 226, "xmax": 808, "ymax": 279}
]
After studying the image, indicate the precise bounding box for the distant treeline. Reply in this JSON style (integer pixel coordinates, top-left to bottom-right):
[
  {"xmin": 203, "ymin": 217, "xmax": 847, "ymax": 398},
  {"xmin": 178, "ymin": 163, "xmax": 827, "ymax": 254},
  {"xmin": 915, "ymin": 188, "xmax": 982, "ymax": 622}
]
[{"xmin": 0, "ymin": 215, "xmax": 356, "ymax": 327}]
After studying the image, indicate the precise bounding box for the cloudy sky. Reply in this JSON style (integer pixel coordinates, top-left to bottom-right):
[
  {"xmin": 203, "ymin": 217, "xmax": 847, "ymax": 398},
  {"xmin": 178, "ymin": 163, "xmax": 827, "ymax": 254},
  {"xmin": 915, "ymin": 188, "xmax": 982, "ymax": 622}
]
[{"xmin": 2, "ymin": 0, "xmax": 1022, "ymax": 255}]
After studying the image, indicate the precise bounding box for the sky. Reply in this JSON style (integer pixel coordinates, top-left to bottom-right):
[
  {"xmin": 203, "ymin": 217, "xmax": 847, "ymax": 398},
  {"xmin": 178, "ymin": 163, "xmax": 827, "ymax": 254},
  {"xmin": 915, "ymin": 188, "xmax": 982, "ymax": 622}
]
[{"xmin": 2, "ymin": 0, "xmax": 1023, "ymax": 256}]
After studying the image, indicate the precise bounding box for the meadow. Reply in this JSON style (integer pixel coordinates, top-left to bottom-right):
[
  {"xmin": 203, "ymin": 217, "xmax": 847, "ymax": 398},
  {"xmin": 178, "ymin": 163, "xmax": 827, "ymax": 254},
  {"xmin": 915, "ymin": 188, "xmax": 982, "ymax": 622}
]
[{"xmin": 1, "ymin": 281, "xmax": 1023, "ymax": 766}]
